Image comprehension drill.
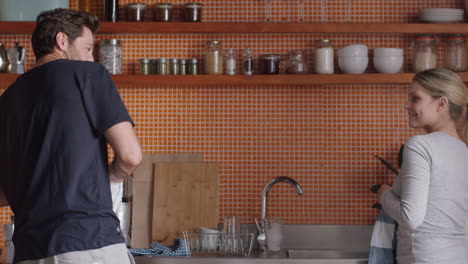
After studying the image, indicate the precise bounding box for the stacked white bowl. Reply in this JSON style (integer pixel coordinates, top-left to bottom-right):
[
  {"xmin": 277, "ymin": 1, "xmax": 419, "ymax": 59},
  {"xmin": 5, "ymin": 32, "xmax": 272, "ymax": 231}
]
[
  {"xmin": 338, "ymin": 44, "xmax": 368, "ymax": 74},
  {"xmin": 373, "ymin": 48, "xmax": 404, "ymax": 74}
]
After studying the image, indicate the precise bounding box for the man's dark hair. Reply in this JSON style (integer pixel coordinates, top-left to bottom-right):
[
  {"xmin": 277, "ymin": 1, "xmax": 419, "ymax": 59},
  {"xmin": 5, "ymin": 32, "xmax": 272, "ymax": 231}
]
[{"xmin": 31, "ymin": 8, "xmax": 100, "ymax": 60}]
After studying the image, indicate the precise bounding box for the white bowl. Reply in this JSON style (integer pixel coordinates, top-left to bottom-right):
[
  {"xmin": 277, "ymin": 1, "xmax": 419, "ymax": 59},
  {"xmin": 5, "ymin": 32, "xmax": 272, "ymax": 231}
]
[
  {"xmin": 373, "ymin": 48, "xmax": 404, "ymax": 57},
  {"xmin": 338, "ymin": 44, "xmax": 368, "ymax": 57},
  {"xmin": 338, "ymin": 56, "xmax": 368, "ymax": 74},
  {"xmin": 373, "ymin": 56, "xmax": 403, "ymax": 74}
]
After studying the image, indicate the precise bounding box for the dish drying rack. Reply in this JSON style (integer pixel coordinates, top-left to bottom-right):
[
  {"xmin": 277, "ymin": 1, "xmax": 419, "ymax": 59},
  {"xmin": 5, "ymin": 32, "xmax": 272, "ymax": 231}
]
[{"xmin": 182, "ymin": 229, "xmax": 255, "ymax": 256}]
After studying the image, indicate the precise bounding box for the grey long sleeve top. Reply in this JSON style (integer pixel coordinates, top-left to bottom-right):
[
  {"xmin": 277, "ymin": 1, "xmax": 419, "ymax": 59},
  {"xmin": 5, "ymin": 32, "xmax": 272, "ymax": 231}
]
[{"xmin": 380, "ymin": 132, "xmax": 468, "ymax": 264}]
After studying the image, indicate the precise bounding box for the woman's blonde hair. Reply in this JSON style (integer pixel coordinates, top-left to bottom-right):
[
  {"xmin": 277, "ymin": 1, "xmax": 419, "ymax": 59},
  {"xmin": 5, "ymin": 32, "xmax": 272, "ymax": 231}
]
[{"xmin": 413, "ymin": 68, "xmax": 468, "ymax": 143}]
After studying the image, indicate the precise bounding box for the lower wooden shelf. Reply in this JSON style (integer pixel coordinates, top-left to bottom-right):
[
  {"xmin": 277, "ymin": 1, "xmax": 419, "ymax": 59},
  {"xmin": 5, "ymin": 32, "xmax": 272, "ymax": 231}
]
[{"xmin": 1, "ymin": 73, "xmax": 468, "ymax": 88}]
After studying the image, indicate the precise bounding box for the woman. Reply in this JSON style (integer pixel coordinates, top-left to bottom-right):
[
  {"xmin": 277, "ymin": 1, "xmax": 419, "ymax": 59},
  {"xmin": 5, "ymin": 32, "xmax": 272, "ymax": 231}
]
[{"xmin": 377, "ymin": 68, "xmax": 468, "ymax": 264}]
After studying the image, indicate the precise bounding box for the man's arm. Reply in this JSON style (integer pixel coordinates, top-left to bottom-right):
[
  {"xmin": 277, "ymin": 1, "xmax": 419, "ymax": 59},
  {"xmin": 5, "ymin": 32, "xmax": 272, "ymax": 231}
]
[{"xmin": 104, "ymin": 121, "xmax": 142, "ymax": 183}]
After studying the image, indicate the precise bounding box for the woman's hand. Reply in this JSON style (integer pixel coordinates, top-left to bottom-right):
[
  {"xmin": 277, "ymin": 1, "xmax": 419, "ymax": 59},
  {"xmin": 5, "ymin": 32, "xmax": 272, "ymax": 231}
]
[{"xmin": 377, "ymin": 184, "xmax": 392, "ymax": 201}]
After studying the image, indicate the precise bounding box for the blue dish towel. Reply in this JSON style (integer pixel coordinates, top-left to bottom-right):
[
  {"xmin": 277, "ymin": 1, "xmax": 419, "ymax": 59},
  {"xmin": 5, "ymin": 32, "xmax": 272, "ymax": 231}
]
[
  {"xmin": 129, "ymin": 238, "xmax": 190, "ymax": 257},
  {"xmin": 368, "ymin": 209, "xmax": 398, "ymax": 264}
]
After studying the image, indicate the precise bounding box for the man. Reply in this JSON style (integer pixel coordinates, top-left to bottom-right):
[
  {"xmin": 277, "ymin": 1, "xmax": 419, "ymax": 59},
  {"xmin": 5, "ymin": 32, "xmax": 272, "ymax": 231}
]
[{"xmin": 0, "ymin": 8, "xmax": 142, "ymax": 264}]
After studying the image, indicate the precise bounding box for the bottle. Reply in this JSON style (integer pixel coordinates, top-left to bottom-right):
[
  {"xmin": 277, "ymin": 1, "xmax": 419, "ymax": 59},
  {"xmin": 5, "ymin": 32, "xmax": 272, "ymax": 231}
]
[
  {"xmin": 169, "ymin": 58, "xmax": 179, "ymax": 75},
  {"xmin": 179, "ymin": 59, "xmax": 187, "ymax": 75},
  {"xmin": 204, "ymin": 40, "xmax": 223, "ymax": 75},
  {"xmin": 315, "ymin": 39, "xmax": 334, "ymax": 74},
  {"xmin": 156, "ymin": 58, "xmax": 167, "ymax": 75},
  {"xmin": 188, "ymin": 58, "xmax": 199, "ymax": 75},
  {"xmin": 105, "ymin": 0, "xmax": 119, "ymax": 22},
  {"xmin": 412, "ymin": 36, "xmax": 438, "ymax": 73},
  {"xmin": 140, "ymin": 58, "xmax": 150, "ymax": 75},
  {"xmin": 242, "ymin": 47, "xmax": 253, "ymax": 75},
  {"xmin": 444, "ymin": 34, "xmax": 468, "ymax": 72},
  {"xmin": 224, "ymin": 48, "xmax": 236, "ymax": 75}
]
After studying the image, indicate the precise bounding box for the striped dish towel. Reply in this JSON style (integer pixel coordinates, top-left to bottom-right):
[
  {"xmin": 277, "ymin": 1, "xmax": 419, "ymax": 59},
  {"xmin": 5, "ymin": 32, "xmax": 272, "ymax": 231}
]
[
  {"xmin": 129, "ymin": 238, "xmax": 190, "ymax": 257},
  {"xmin": 368, "ymin": 209, "xmax": 398, "ymax": 264}
]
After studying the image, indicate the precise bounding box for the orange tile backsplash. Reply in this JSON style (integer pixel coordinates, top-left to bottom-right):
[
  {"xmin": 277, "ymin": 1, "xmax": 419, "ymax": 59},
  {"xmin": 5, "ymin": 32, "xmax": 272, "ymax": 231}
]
[{"xmin": 0, "ymin": 0, "xmax": 461, "ymax": 246}]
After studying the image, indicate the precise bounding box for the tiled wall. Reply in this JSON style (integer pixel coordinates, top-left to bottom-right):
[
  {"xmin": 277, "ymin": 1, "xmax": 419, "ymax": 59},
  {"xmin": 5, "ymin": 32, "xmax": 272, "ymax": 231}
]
[{"xmin": 0, "ymin": 0, "xmax": 462, "ymax": 245}]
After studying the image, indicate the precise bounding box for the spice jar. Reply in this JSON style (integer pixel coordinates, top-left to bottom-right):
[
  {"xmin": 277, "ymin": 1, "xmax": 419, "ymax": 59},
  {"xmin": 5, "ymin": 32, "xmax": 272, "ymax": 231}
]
[
  {"xmin": 127, "ymin": 3, "xmax": 147, "ymax": 22},
  {"xmin": 179, "ymin": 59, "xmax": 187, "ymax": 75},
  {"xmin": 140, "ymin": 58, "xmax": 150, "ymax": 75},
  {"xmin": 444, "ymin": 34, "xmax": 468, "ymax": 72},
  {"xmin": 315, "ymin": 39, "xmax": 334, "ymax": 74},
  {"xmin": 183, "ymin": 3, "xmax": 203, "ymax": 22},
  {"xmin": 286, "ymin": 51, "xmax": 308, "ymax": 74},
  {"xmin": 156, "ymin": 58, "xmax": 167, "ymax": 75},
  {"xmin": 242, "ymin": 47, "xmax": 253, "ymax": 75},
  {"xmin": 169, "ymin": 58, "xmax": 179, "ymax": 75},
  {"xmin": 154, "ymin": 3, "xmax": 173, "ymax": 22},
  {"xmin": 99, "ymin": 39, "xmax": 122, "ymax": 75},
  {"xmin": 204, "ymin": 40, "xmax": 224, "ymax": 75},
  {"xmin": 188, "ymin": 58, "xmax": 199, "ymax": 75},
  {"xmin": 224, "ymin": 48, "xmax": 237, "ymax": 75},
  {"xmin": 150, "ymin": 59, "xmax": 157, "ymax": 74},
  {"xmin": 259, "ymin": 54, "xmax": 280, "ymax": 74},
  {"xmin": 412, "ymin": 36, "xmax": 438, "ymax": 73}
]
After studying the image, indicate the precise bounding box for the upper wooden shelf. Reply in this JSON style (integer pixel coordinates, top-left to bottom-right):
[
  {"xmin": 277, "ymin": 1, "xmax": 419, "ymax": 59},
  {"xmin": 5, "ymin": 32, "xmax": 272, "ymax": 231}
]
[
  {"xmin": 2, "ymin": 73, "xmax": 468, "ymax": 87},
  {"xmin": 1, "ymin": 22, "xmax": 468, "ymax": 34}
]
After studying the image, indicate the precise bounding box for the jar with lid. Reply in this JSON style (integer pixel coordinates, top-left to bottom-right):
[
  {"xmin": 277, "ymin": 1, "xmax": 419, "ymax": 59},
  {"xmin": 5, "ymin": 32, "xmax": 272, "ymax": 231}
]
[
  {"xmin": 224, "ymin": 48, "xmax": 237, "ymax": 75},
  {"xmin": 127, "ymin": 3, "xmax": 147, "ymax": 22},
  {"xmin": 259, "ymin": 54, "xmax": 280, "ymax": 74},
  {"xmin": 169, "ymin": 58, "xmax": 179, "ymax": 75},
  {"xmin": 183, "ymin": 3, "xmax": 203, "ymax": 22},
  {"xmin": 444, "ymin": 34, "xmax": 468, "ymax": 72},
  {"xmin": 286, "ymin": 51, "xmax": 308, "ymax": 74},
  {"xmin": 154, "ymin": 3, "xmax": 173, "ymax": 22},
  {"xmin": 315, "ymin": 39, "xmax": 334, "ymax": 74},
  {"xmin": 140, "ymin": 58, "xmax": 150, "ymax": 75},
  {"xmin": 242, "ymin": 47, "xmax": 253, "ymax": 75},
  {"xmin": 179, "ymin": 59, "xmax": 187, "ymax": 75},
  {"xmin": 150, "ymin": 59, "xmax": 157, "ymax": 74},
  {"xmin": 412, "ymin": 36, "xmax": 438, "ymax": 73},
  {"xmin": 188, "ymin": 58, "xmax": 199, "ymax": 75},
  {"xmin": 99, "ymin": 39, "xmax": 122, "ymax": 75},
  {"xmin": 204, "ymin": 40, "xmax": 224, "ymax": 75},
  {"xmin": 157, "ymin": 58, "xmax": 168, "ymax": 75}
]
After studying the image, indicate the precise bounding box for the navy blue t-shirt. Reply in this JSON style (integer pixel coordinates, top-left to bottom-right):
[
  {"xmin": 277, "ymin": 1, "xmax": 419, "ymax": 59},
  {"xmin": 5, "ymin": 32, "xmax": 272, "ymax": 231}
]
[{"xmin": 0, "ymin": 59, "xmax": 132, "ymax": 262}]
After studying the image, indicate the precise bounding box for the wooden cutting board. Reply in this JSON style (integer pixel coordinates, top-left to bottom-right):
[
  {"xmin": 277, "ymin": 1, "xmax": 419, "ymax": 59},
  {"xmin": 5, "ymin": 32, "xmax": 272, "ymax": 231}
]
[
  {"xmin": 151, "ymin": 162, "xmax": 219, "ymax": 245},
  {"xmin": 131, "ymin": 153, "xmax": 202, "ymax": 248}
]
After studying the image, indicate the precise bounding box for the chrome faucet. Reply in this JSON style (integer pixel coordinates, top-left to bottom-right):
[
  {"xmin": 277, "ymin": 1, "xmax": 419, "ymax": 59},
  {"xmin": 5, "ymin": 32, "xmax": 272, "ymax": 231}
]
[{"xmin": 261, "ymin": 176, "xmax": 304, "ymax": 223}]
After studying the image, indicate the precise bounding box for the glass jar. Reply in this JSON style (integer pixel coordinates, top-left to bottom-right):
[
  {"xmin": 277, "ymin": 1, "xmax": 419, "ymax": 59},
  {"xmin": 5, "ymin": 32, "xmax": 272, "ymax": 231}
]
[
  {"xmin": 224, "ymin": 48, "xmax": 236, "ymax": 75},
  {"xmin": 127, "ymin": 3, "xmax": 147, "ymax": 22},
  {"xmin": 179, "ymin": 59, "xmax": 187, "ymax": 75},
  {"xmin": 169, "ymin": 58, "xmax": 179, "ymax": 75},
  {"xmin": 315, "ymin": 39, "xmax": 334, "ymax": 74},
  {"xmin": 444, "ymin": 34, "xmax": 468, "ymax": 72},
  {"xmin": 183, "ymin": 3, "xmax": 203, "ymax": 22},
  {"xmin": 242, "ymin": 47, "xmax": 253, "ymax": 75},
  {"xmin": 286, "ymin": 51, "xmax": 308, "ymax": 74},
  {"xmin": 259, "ymin": 54, "xmax": 280, "ymax": 74},
  {"xmin": 156, "ymin": 58, "xmax": 167, "ymax": 75},
  {"xmin": 150, "ymin": 59, "xmax": 157, "ymax": 74},
  {"xmin": 140, "ymin": 58, "xmax": 150, "ymax": 75},
  {"xmin": 99, "ymin": 39, "xmax": 121, "ymax": 75},
  {"xmin": 412, "ymin": 36, "xmax": 438, "ymax": 73},
  {"xmin": 188, "ymin": 58, "xmax": 199, "ymax": 75},
  {"xmin": 204, "ymin": 40, "xmax": 223, "ymax": 75},
  {"xmin": 154, "ymin": 3, "xmax": 173, "ymax": 22}
]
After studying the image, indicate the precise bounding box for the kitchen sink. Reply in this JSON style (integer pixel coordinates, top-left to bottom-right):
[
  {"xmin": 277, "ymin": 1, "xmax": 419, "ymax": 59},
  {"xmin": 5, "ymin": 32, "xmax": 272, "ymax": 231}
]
[{"xmin": 288, "ymin": 249, "xmax": 369, "ymax": 259}]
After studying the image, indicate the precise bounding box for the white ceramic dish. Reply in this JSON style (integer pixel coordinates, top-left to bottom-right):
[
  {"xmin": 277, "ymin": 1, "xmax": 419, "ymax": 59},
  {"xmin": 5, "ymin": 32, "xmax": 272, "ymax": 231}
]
[
  {"xmin": 373, "ymin": 56, "xmax": 403, "ymax": 74},
  {"xmin": 338, "ymin": 56, "xmax": 368, "ymax": 74}
]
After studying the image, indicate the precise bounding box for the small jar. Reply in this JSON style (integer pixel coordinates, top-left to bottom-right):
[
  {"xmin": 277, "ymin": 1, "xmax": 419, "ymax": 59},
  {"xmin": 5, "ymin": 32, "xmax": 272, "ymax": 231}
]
[
  {"xmin": 179, "ymin": 59, "xmax": 187, "ymax": 75},
  {"xmin": 444, "ymin": 34, "xmax": 468, "ymax": 72},
  {"xmin": 224, "ymin": 48, "xmax": 237, "ymax": 75},
  {"xmin": 99, "ymin": 39, "xmax": 122, "ymax": 75},
  {"xmin": 127, "ymin": 3, "xmax": 147, "ymax": 22},
  {"xmin": 183, "ymin": 3, "xmax": 203, "ymax": 22},
  {"xmin": 204, "ymin": 40, "xmax": 224, "ymax": 75},
  {"xmin": 169, "ymin": 58, "xmax": 179, "ymax": 75},
  {"xmin": 242, "ymin": 47, "xmax": 253, "ymax": 75},
  {"xmin": 412, "ymin": 36, "xmax": 438, "ymax": 73},
  {"xmin": 286, "ymin": 51, "xmax": 308, "ymax": 74},
  {"xmin": 315, "ymin": 39, "xmax": 334, "ymax": 74},
  {"xmin": 259, "ymin": 54, "xmax": 280, "ymax": 74},
  {"xmin": 156, "ymin": 58, "xmax": 167, "ymax": 75},
  {"xmin": 150, "ymin": 59, "xmax": 157, "ymax": 74},
  {"xmin": 140, "ymin": 58, "xmax": 150, "ymax": 75},
  {"xmin": 154, "ymin": 3, "xmax": 173, "ymax": 22},
  {"xmin": 188, "ymin": 58, "xmax": 199, "ymax": 75}
]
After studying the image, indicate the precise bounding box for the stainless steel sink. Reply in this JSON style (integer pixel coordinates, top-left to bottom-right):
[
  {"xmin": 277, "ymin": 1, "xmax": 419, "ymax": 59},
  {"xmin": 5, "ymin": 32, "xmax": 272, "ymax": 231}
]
[{"xmin": 288, "ymin": 249, "xmax": 369, "ymax": 259}]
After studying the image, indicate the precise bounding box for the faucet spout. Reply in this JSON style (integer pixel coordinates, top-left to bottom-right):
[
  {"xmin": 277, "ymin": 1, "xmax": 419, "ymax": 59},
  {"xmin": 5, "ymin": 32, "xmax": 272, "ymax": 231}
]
[{"xmin": 261, "ymin": 176, "xmax": 304, "ymax": 224}]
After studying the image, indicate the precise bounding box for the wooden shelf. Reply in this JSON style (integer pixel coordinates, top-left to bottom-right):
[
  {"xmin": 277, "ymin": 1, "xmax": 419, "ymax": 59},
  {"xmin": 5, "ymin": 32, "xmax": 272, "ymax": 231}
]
[
  {"xmin": 2, "ymin": 22, "xmax": 468, "ymax": 34},
  {"xmin": 3, "ymin": 72, "xmax": 468, "ymax": 87}
]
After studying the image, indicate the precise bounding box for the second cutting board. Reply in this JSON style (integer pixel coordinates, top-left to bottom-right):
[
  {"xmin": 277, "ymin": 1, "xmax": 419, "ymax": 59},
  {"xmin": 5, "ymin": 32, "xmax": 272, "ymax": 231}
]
[{"xmin": 151, "ymin": 162, "xmax": 219, "ymax": 245}]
